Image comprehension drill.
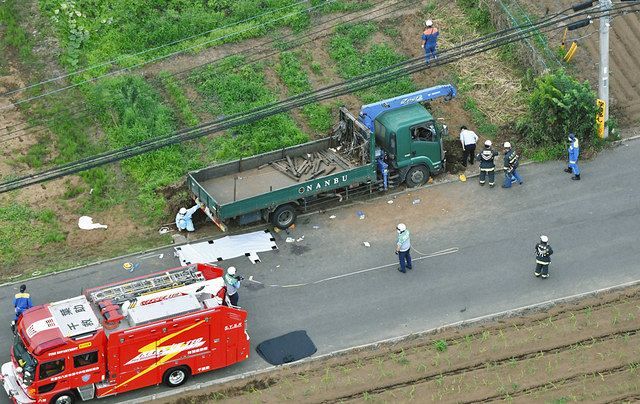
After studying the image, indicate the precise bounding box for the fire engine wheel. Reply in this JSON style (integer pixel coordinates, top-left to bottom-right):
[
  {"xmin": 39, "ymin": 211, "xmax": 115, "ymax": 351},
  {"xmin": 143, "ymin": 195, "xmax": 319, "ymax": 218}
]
[
  {"xmin": 271, "ymin": 204, "xmax": 297, "ymax": 229},
  {"xmin": 163, "ymin": 366, "xmax": 190, "ymax": 387},
  {"xmin": 51, "ymin": 392, "xmax": 75, "ymax": 404},
  {"xmin": 405, "ymin": 165, "xmax": 430, "ymax": 188}
]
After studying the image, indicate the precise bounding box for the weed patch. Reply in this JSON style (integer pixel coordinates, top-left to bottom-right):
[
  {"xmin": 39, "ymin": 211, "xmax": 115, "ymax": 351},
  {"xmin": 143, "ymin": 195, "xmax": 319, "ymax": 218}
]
[
  {"xmin": 276, "ymin": 51, "xmax": 332, "ymax": 134},
  {"xmin": 191, "ymin": 57, "xmax": 307, "ymax": 162},
  {"xmin": 328, "ymin": 22, "xmax": 415, "ymax": 103},
  {"xmin": 0, "ymin": 202, "xmax": 66, "ymax": 268},
  {"xmin": 38, "ymin": 0, "xmax": 317, "ymax": 72},
  {"xmin": 159, "ymin": 72, "xmax": 199, "ymax": 127},
  {"xmin": 0, "ymin": 0, "xmax": 36, "ymax": 64},
  {"xmin": 87, "ymin": 75, "xmax": 199, "ymax": 222}
]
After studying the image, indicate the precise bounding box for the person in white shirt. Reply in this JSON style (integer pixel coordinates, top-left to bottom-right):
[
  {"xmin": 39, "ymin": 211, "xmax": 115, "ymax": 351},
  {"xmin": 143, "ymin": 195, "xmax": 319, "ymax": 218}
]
[{"xmin": 459, "ymin": 126, "xmax": 479, "ymax": 167}]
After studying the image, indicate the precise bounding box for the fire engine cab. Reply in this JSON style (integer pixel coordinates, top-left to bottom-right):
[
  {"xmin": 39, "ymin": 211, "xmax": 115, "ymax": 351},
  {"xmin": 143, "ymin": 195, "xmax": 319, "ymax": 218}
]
[{"xmin": 1, "ymin": 263, "xmax": 250, "ymax": 404}]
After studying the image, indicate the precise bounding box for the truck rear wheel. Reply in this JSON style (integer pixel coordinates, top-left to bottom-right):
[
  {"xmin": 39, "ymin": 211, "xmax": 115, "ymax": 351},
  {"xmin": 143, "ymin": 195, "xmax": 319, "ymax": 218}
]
[
  {"xmin": 405, "ymin": 165, "xmax": 430, "ymax": 188},
  {"xmin": 51, "ymin": 392, "xmax": 75, "ymax": 404},
  {"xmin": 163, "ymin": 366, "xmax": 190, "ymax": 387},
  {"xmin": 271, "ymin": 204, "xmax": 297, "ymax": 229}
]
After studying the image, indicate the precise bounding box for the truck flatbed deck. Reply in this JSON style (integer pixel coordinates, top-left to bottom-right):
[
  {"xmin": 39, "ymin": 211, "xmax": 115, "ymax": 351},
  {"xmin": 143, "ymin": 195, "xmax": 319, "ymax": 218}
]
[{"xmin": 198, "ymin": 163, "xmax": 350, "ymax": 205}]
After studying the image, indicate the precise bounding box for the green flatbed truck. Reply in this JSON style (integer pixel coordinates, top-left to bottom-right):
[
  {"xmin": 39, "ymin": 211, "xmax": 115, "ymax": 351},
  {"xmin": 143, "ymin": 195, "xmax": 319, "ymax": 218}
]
[{"xmin": 187, "ymin": 85, "xmax": 456, "ymax": 231}]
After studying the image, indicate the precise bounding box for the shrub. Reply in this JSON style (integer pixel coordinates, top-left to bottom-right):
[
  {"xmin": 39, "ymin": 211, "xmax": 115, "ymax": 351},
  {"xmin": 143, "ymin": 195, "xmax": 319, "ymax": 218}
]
[{"xmin": 518, "ymin": 70, "xmax": 597, "ymax": 150}]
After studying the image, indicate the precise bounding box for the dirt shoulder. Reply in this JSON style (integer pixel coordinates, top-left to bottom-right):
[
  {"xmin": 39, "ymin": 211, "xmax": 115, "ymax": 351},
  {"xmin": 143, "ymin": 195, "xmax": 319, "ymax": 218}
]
[{"xmin": 165, "ymin": 284, "xmax": 640, "ymax": 403}]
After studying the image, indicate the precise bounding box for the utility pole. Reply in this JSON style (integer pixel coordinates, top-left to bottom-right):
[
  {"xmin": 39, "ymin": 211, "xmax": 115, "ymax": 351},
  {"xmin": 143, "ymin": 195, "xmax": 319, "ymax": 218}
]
[{"xmin": 598, "ymin": 0, "xmax": 612, "ymax": 138}]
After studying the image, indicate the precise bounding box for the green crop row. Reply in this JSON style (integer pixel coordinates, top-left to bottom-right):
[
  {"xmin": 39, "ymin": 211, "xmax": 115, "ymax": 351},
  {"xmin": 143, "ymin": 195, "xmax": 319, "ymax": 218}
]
[
  {"xmin": 190, "ymin": 56, "xmax": 308, "ymax": 162},
  {"xmin": 37, "ymin": 0, "xmax": 314, "ymax": 72},
  {"xmin": 87, "ymin": 75, "xmax": 202, "ymax": 222},
  {"xmin": 328, "ymin": 22, "xmax": 416, "ymax": 104},
  {"xmin": 276, "ymin": 51, "xmax": 333, "ymax": 134},
  {"xmin": 159, "ymin": 72, "xmax": 200, "ymax": 127}
]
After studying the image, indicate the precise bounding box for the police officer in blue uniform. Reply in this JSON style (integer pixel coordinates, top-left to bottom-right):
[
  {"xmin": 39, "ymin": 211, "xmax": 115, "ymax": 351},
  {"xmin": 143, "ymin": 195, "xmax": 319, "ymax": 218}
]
[{"xmin": 564, "ymin": 133, "xmax": 581, "ymax": 180}]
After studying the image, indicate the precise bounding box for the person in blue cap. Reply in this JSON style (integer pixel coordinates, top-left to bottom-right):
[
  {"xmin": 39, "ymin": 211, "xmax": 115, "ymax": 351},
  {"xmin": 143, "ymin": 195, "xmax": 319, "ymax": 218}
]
[
  {"xmin": 564, "ymin": 133, "xmax": 581, "ymax": 180},
  {"xmin": 14, "ymin": 284, "xmax": 33, "ymax": 321}
]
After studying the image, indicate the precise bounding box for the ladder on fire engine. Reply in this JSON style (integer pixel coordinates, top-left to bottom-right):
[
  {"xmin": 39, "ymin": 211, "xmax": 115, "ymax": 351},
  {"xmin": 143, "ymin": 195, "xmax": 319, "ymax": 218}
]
[{"xmin": 88, "ymin": 265, "xmax": 205, "ymax": 304}]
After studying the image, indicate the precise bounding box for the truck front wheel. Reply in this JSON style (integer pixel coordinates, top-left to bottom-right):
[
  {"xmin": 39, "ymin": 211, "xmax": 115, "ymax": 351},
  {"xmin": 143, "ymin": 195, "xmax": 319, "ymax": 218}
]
[
  {"xmin": 163, "ymin": 366, "xmax": 190, "ymax": 387},
  {"xmin": 405, "ymin": 165, "xmax": 430, "ymax": 188},
  {"xmin": 271, "ymin": 204, "xmax": 297, "ymax": 229},
  {"xmin": 51, "ymin": 392, "xmax": 75, "ymax": 404}
]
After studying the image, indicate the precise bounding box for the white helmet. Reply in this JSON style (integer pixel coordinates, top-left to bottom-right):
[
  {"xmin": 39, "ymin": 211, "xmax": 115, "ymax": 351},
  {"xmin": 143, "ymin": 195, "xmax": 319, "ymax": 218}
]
[
  {"xmin": 540, "ymin": 235, "xmax": 549, "ymax": 243},
  {"xmin": 484, "ymin": 140, "xmax": 492, "ymax": 147},
  {"xmin": 425, "ymin": 19, "xmax": 433, "ymax": 27},
  {"xmin": 397, "ymin": 223, "xmax": 406, "ymax": 232},
  {"xmin": 503, "ymin": 141, "xmax": 511, "ymax": 148},
  {"xmin": 179, "ymin": 207, "xmax": 187, "ymax": 215},
  {"xmin": 227, "ymin": 266, "xmax": 236, "ymax": 275}
]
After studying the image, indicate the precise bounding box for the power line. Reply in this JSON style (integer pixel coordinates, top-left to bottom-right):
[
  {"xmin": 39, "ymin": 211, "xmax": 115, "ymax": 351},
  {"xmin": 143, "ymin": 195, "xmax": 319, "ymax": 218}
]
[{"xmin": 4, "ymin": 3, "xmax": 634, "ymax": 193}]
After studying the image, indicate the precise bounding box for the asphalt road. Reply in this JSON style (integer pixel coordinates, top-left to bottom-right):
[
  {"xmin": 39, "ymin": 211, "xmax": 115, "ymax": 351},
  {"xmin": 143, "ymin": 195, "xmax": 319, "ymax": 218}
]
[{"xmin": 2, "ymin": 139, "xmax": 639, "ymax": 403}]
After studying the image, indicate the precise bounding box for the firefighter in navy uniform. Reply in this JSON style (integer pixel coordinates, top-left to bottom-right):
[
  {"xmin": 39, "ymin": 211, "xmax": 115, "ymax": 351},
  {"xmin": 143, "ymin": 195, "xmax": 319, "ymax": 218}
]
[
  {"xmin": 502, "ymin": 142, "xmax": 523, "ymax": 188},
  {"xmin": 477, "ymin": 140, "xmax": 499, "ymax": 187},
  {"xmin": 534, "ymin": 235, "xmax": 554, "ymax": 278}
]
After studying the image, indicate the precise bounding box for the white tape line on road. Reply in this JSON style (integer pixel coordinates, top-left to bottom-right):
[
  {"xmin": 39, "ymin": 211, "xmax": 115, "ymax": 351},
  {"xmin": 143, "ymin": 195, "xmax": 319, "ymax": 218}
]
[{"xmin": 247, "ymin": 247, "xmax": 459, "ymax": 288}]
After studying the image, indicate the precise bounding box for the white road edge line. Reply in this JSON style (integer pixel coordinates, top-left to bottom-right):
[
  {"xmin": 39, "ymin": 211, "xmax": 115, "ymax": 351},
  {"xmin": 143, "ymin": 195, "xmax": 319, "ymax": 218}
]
[{"xmin": 122, "ymin": 276, "xmax": 640, "ymax": 404}]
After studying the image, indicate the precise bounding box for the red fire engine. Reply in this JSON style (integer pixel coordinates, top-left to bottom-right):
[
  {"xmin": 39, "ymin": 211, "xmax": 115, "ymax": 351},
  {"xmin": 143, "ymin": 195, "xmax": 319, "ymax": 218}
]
[{"xmin": 1, "ymin": 263, "xmax": 250, "ymax": 404}]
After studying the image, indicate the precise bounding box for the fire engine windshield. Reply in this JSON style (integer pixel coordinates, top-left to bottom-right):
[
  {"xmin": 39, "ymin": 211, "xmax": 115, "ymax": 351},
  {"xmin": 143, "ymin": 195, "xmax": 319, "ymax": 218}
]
[{"xmin": 13, "ymin": 335, "xmax": 37, "ymax": 385}]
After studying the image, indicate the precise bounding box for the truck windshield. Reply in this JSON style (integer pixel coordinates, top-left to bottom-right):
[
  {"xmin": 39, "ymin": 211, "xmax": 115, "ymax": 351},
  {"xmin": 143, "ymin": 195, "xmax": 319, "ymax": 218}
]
[{"xmin": 13, "ymin": 335, "xmax": 37, "ymax": 384}]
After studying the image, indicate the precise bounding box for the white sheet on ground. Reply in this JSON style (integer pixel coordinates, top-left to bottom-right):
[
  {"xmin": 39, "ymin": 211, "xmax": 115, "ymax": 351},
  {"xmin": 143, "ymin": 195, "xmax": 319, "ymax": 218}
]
[
  {"xmin": 174, "ymin": 229, "xmax": 277, "ymax": 265},
  {"xmin": 78, "ymin": 216, "xmax": 108, "ymax": 230}
]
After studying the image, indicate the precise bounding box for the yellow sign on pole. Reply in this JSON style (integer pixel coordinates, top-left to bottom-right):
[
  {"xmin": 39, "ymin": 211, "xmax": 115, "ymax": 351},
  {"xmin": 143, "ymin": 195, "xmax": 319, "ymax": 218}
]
[{"xmin": 596, "ymin": 99, "xmax": 606, "ymax": 139}]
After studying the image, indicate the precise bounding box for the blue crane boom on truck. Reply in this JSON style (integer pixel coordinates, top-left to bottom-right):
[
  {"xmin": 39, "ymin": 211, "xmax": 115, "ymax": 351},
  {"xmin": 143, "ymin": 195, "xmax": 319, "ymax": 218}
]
[{"xmin": 187, "ymin": 85, "xmax": 457, "ymax": 231}]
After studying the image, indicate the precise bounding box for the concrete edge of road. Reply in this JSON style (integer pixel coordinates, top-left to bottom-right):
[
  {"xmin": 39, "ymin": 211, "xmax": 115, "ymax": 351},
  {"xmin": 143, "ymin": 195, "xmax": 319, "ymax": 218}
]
[
  {"xmin": 123, "ymin": 277, "xmax": 640, "ymax": 404},
  {"xmin": 4, "ymin": 135, "xmax": 639, "ymax": 289}
]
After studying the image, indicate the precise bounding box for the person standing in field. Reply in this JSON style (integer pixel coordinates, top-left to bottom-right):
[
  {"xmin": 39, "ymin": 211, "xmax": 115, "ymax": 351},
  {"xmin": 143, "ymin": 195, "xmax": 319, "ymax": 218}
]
[{"xmin": 421, "ymin": 19, "xmax": 440, "ymax": 63}]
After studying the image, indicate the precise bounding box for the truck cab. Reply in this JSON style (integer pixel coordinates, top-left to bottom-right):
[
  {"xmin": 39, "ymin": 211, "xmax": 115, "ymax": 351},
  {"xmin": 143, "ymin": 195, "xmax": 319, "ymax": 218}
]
[
  {"xmin": 3, "ymin": 297, "xmax": 107, "ymax": 404},
  {"xmin": 374, "ymin": 103, "xmax": 446, "ymax": 187}
]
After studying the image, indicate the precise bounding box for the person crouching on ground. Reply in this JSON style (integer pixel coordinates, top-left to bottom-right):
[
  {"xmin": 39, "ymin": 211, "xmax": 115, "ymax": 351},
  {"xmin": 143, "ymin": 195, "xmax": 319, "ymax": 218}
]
[{"xmin": 175, "ymin": 204, "xmax": 200, "ymax": 232}]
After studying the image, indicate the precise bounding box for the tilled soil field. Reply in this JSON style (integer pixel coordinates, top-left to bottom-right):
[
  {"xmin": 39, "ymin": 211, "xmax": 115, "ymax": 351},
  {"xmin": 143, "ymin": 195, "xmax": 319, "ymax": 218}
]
[
  {"xmin": 167, "ymin": 285, "xmax": 640, "ymax": 403},
  {"xmin": 522, "ymin": 0, "xmax": 640, "ymax": 126}
]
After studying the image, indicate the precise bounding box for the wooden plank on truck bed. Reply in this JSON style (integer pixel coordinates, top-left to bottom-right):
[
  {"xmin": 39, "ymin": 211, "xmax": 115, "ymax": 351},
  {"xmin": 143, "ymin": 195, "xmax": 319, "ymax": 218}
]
[{"xmin": 272, "ymin": 161, "xmax": 300, "ymax": 181}]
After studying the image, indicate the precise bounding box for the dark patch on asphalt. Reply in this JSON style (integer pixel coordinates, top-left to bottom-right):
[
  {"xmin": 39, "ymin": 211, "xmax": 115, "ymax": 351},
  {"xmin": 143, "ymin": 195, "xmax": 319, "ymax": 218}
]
[{"xmin": 290, "ymin": 244, "xmax": 310, "ymax": 255}]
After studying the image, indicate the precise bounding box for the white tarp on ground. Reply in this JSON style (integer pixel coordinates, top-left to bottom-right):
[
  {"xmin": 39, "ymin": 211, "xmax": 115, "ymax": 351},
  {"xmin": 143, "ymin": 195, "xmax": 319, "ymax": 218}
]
[{"xmin": 174, "ymin": 229, "xmax": 277, "ymax": 265}]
